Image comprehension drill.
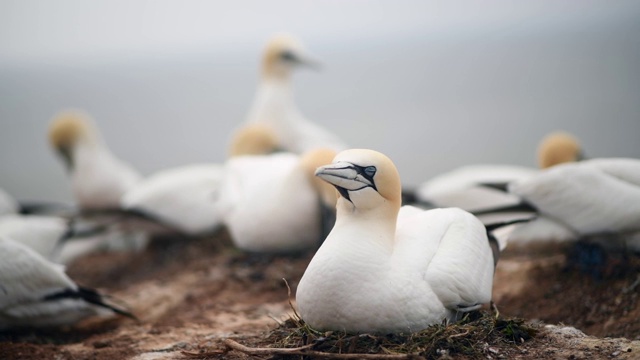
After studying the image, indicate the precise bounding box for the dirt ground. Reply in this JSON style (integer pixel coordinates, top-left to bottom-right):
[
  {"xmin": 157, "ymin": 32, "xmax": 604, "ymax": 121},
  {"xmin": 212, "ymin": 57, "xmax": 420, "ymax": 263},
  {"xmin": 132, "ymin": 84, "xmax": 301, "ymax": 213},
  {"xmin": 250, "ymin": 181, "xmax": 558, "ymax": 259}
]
[{"xmin": 1, "ymin": 231, "xmax": 639, "ymax": 359}]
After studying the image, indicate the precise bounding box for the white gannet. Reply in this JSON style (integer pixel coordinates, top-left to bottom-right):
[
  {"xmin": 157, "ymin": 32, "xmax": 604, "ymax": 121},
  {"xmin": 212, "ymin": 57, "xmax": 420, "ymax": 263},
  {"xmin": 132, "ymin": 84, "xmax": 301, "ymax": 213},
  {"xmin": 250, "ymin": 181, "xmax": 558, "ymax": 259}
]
[
  {"xmin": 296, "ymin": 149, "xmax": 494, "ymax": 333},
  {"xmin": 0, "ymin": 214, "xmax": 69, "ymax": 260},
  {"xmin": 415, "ymin": 131, "xmax": 582, "ymax": 212},
  {"xmin": 48, "ymin": 109, "xmax": 142, "ymax": 210},
  {"xmin": 121, "ymin": 123, "xmax": 288, "ymax": 237},
  {"xmin": 0, "ymin": 187, "xmax": 111, "ymax": 264},
  {"xmin": 218, "ymin": 124, "xmax": 337, "ymax": 252},
  {"xmin": 509, "ymin": 158, "xmax": 640, "ymax": 242},
  {"xmin": 121, "ymin": 164, "xmax": 225, "ymax": 236},
  {"xmin": 0, "ymin": 236, "xmax": 133, "ymax": 329},
  {"xmin": 245, "ymin": 33, "xmax": 347, "ymax": 154},
  {"xmin": 414, "ymin": 132, "xmax": 584, "ymax": 249},
  {"xmin": 48, "ymin": 110, "xmax": 150, "ymax": 252}
]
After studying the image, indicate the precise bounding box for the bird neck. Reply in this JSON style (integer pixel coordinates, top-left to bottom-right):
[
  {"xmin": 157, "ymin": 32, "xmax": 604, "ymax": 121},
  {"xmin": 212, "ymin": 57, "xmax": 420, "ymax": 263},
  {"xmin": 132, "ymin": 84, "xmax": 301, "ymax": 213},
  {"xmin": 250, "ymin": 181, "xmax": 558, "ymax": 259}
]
[
  {"xmin": 250, "ymin": 78, "xmax": 295, "ymax": 120},
  {"xmin": 334, "ymin": 198, "xmax": 398, "ymax": 253}
]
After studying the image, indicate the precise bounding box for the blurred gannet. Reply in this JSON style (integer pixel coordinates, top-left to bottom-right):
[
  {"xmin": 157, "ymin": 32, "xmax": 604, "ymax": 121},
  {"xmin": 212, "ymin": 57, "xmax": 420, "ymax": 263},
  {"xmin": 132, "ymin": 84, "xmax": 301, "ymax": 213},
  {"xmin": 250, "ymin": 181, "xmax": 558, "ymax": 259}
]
[
  {"xmin": 0, "ymin": 236, "xmax": 133, "ymax": 329},
  {"xmin": 48, "ymin": 109, "xmax": 141, "ymax": 210},
  {"xmin": 413, "ymin": 132, "xmax": 584, "ymax": 249},
  {"xmin": 0, "ymin": 188, "xmax": 110, "ymax": 264},
  {"xmin": 218, "ymin": 124, "xmax": 337, "ymax": 252},
  {"xmin": 415, "ymin": 131, "xmax": 582, "ymax": 211},
  {"xmin": 121, "ymin": 164, "xmax": 225, "ymax": 236},
  {"xmin": 121, "ymin": 124, "xmax": 286, "ymax": 236},
  {"xmin": 245, "ymin": 33, "xmax": 347, "ymax": 153},
  {"xmin": 48, "ymin": 110, "xmax": 150, "ymax": 252},
  {"xmin": 508, "ymin": 158, "xmax": 640, "ymax": 248},
  {"xmin": 0, "ymin": 214, "xmax": 69, "ymax": 260},
  {"xmin": 296, "ymin": 149, "xmax": 494, "ymax": 333}
]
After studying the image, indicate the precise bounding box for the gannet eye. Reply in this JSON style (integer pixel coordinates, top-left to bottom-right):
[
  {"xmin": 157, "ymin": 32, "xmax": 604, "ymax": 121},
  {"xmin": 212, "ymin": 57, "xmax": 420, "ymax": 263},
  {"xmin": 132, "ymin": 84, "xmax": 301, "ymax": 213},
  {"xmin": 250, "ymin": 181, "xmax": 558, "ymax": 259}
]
[
  {"xmin": 280, "ymin": 50, "xmax": 296, "ymax": 62},
  {"xmin": 364, "ymin": 166, "xmax": 376, "ymax": 177}
]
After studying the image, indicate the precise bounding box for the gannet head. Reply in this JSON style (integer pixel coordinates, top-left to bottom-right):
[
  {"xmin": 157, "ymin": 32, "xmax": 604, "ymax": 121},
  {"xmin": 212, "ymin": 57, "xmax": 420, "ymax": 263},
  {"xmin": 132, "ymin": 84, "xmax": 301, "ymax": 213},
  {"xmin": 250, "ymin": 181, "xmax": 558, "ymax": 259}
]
[
  {"xmin": 48, "ymin": 109, "xmax": 100, "ymax": 169},
  {"xmin": 300, "ymin": 148, "xmax": 339, "ymax": 207},
  {"xmin": 315, "ymin": 149, "xmax": 401, "ymax": 212},
  {"xmin": 228, "ymin": 123, "xmax": 281, "ymax": 157},
  {"xmin": 537, "ymin": 131, "xmax": 583, "ymax": 169},
  {"xmin": 261, "ymin": 33, "xmax": 319, "ymax": 80}
]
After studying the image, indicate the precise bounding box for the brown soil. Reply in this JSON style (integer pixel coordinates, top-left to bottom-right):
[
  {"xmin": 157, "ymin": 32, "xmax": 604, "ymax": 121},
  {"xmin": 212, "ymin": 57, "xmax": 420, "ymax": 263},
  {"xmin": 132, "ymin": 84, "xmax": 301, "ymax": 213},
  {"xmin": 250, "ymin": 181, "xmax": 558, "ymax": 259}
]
[{"xmin": 1, "ymin": 232, "xmax": 639, "ymax": 359}]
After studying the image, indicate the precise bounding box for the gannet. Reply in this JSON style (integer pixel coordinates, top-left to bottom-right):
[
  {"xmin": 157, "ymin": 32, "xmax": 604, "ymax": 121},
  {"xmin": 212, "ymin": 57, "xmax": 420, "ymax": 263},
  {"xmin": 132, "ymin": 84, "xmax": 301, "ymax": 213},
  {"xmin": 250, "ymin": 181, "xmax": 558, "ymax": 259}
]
[
  {"xmin": 48, "ymin": 109, "xmax": 141, "ymax": 210},
  {"xmin": 296, "ymin": 149, "xmax": 494, "ymax": 333},
  {"xmin": 0, "ymin": 187, "xmax": 112, "ymax": 264},
  {"xmin": 413, "ymin": 132, "xmax": 584, "ymax": 248},
  {"xmin": 0, "ymin": 236, "xmax": 133, "ymax": 329},
  {"xmin": 121, "ymin": 164, "xmax": 225, "ymax": 236},
  {"xmin": 0, "ymin": 214, "xmax": 69, "ymax": 260},
  {"xmin": 415, "ymin": 131, "xmax": 582, "ymax": 211},
  {"xmin": 508, "ymin": 158, "xmax": 640, "ymax": 243},
  {"xmin": 218, "ymin": 124, "xmax": 337, "ymax": 252},
  {"xmin": 121, "ymin": 124, "xmax": 284, "ymax": 236},
  {"xmin": 245, "ymin": 33, "xmax": 347, "ymax": 154},
  {"xmin": 48, "ymin": 110, "xmax": 151, "ymax": 252}
]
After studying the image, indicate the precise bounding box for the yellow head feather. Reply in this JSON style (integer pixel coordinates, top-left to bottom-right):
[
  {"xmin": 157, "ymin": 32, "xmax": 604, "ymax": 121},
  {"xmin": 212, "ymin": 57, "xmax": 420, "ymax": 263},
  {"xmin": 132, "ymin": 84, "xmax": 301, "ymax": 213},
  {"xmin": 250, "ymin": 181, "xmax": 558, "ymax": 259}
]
[
  {"xmin": 228, "ymin": 123, "xmax": 280, "ymax": 157},
  {"xmin": 48, "ymin": 109, "xmax": 96, "ymax": 151},
  {"xmin": 333, "ymin": 149, "xmax": 402, "ymax": 210},
  {"xmin": 537, "ymin": 131, "xmax": 582, "ymax": 169},
  {"xmin": 299, "ymin": 148, "xmax": 339, "ymax": 207},
  {"xmin": 261, "ymin": 33, "xmax": 311, "ymax": 79}
]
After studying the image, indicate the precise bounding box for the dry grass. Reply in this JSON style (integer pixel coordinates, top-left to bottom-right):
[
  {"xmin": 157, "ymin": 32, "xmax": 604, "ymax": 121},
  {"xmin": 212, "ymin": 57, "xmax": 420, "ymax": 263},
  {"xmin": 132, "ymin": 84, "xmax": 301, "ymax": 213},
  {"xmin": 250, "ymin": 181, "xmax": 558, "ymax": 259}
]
[{"xmin": 264, "ymin": 308, "xmax": 538, "ymax": 359}]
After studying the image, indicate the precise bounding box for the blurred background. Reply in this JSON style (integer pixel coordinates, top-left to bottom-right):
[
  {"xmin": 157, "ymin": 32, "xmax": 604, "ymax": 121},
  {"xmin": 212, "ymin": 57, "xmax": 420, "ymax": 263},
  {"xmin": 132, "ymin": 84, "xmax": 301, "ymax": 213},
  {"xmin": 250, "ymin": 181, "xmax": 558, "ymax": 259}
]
[{"xmin": 1, "ymin": 0, "xmax": 639, "ymax": 202}]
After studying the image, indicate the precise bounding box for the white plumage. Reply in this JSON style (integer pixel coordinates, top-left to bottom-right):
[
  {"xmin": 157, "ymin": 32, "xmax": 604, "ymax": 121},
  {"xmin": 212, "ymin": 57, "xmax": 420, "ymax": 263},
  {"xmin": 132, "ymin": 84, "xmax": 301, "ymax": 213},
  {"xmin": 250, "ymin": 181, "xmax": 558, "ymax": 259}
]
[
  {"xmin": 0, "ymin": 214, "xmax": 68, "ymax": 260},
  {"xmin": 121, "ymin": 164, "xmax": 225, "ymax": 235},
  {"xmin": 0, "ymin": 236, "xmax": 131, "ymax": 329},
  {"xmin": 48, "ymin": 109, "xmax": 141, "ymax": 210},
  {"xmin": 218, "ymin": 148, "xmax": 335, "ymax": 253},
  {"xmin": 416, "ymin": 164, "xmax": 537, "ymax": 211},
  {"xmin": 509, "ymin": 158, "xmax": 640, "ymax": 238},
  {"xmin": 415, "ymin": 132, "xmax": 587, "ymax": 248},
  {"xmin": 246, "ymin": 33, "xmax": 346, "ymax": 154},
  {"xmin": 296, "ymin": 149, "xmax": 494, "ymax": 333}
]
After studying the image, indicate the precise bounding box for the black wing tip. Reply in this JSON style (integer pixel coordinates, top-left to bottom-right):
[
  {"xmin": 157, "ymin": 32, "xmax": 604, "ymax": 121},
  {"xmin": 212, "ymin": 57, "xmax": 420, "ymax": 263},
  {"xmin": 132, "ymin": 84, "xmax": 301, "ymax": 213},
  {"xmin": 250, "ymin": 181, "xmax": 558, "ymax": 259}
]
[
  {"xmin": 45, "ymin": 287, "xmax": 137, "ymax": 320},
  {"xmin": 472, "ymin": 202, "xmax": 538, "ymax": 216},
  {"xmin": 487, "ymin": 232, "xmax": 501, "ymax": 267},
  {"xmin": 77, "ymin": 286, "xmax": 138, "ymax": 320},
  {"xmin": 484, "ymin": 216, "xmax": 536, "ymax": 232},
  {"xmin": 478, "ymin": 182, "xmax": 510, "ymax": 192}
]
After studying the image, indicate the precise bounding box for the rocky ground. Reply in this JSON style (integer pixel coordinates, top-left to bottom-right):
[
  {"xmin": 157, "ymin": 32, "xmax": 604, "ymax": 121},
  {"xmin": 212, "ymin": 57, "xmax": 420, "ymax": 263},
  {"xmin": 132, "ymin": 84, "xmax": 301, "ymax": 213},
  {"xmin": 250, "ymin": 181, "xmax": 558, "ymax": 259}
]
[{"xmin": 1, "ymin": 231, "xmax": 639, "ymax": 359}]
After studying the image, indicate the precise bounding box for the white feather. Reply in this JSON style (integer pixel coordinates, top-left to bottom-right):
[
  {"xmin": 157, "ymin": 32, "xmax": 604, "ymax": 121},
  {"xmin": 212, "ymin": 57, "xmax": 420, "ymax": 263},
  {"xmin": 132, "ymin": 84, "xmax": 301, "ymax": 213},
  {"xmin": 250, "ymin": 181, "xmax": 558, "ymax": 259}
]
[
  {"xmin": 121, "ymin": 164, "xmax": 225, "ymax": 235},
  {"xmin": 509, "ymin": 158, "xmax": 640, "ymax": 236},
  {"xmin": 0, "ymin": 237, "xmax": 114, "ymax": 329},
  {"xmin": 217, "ymin": 152, "xmax": 322, "ymax": 252},
  {"xmin": 297, "ymin": 150, "xmax": 494, "ymax": 333}
]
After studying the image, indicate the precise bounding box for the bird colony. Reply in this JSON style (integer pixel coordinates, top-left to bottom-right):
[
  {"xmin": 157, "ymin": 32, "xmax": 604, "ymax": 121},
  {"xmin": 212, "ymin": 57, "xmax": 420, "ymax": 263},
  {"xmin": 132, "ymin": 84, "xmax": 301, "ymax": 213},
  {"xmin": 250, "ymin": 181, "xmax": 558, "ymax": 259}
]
[{"xmin": 1, "ymin": 33, "xmax": 639, "ymax": 345}]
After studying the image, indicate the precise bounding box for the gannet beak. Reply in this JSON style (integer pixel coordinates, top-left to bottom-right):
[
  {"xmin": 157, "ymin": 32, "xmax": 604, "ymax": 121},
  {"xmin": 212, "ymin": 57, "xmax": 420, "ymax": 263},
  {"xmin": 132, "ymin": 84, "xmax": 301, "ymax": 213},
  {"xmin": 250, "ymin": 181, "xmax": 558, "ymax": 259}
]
[
  {"xmin": 58, "ymin": 145, "xmax": 74, "ymax": 170},
  {"xmin": 315, "ymin": 162, "xmax": 373, "ymax": 191},
  {"xmin": 296, "ymin": 54, "xmax": 322, "ymax": 70}
]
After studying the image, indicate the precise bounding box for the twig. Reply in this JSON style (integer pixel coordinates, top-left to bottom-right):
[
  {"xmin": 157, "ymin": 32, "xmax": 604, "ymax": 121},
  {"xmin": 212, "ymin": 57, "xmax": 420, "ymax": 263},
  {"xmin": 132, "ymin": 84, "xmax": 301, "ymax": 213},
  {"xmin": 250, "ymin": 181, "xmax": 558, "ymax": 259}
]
[
  {"xmin": 223, "ymin": 338, "xmax": 423, "ymax": 359},
  {"xmin": 623, "ymin": 273, "xmax": 640, "ymax": 294},
  {"xmin": 448, "ymin": 330, "xmax": 470, "ymax": 339},
  {"xmin": 283, "ymin": 278, "xmax": 302, "ymax": 321},
  {"xmin": 490, "ymin": 301, "xmax": 500, "ymax": 319}
]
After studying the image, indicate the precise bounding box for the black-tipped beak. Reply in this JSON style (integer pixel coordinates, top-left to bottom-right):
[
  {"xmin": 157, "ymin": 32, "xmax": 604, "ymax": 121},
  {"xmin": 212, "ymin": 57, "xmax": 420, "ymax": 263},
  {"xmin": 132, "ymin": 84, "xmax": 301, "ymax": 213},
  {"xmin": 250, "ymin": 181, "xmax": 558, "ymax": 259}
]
[
  {"xmin": 298, "ymin": 56, "xmax": 322, "ymax": 71},
  {"xmin": 315, "ymin": 162, "xmax": 374, "ymax": 191},
  {"xmin": 58, "ymin": 145, "xmax": 74, "ymax": 171}
]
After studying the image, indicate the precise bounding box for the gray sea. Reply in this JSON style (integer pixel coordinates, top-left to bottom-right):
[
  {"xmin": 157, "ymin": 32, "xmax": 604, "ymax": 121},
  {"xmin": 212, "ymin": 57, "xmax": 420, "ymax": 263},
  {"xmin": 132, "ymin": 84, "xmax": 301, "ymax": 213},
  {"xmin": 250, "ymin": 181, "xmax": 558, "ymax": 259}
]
[{"xmin": 1, "ymin": 1, "xmax": 639, "ymax": 203}]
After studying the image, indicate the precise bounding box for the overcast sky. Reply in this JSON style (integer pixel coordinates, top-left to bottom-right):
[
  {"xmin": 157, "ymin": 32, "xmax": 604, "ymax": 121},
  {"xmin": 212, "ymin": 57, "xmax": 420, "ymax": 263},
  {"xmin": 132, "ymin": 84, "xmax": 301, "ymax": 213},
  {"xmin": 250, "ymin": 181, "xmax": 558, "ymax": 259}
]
[{"xmin": 2, "ymin": 0, "xmax": 638, "ymax": 66}]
